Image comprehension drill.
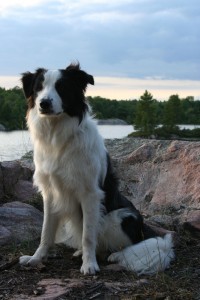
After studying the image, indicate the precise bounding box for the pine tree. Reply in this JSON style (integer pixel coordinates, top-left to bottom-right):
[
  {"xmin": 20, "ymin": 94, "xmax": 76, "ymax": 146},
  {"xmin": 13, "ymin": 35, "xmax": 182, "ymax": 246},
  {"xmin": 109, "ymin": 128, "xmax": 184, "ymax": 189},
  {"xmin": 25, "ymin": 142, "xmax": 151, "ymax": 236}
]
[
  {"xmin": 134, "ymin": 90, "xmax": 157, "ymax": 135},
  {"xmin": 163, "ymin": 94, "xmax": 181, "ymax": 129}
]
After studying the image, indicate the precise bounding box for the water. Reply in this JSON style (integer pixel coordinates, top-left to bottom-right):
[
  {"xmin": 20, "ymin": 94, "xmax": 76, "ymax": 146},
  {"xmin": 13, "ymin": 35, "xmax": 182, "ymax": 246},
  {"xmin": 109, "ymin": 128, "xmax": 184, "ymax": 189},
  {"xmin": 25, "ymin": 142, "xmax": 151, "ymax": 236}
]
[
  {"xmin": 0, "ymin": 125, "xmax": 134, "ymax": 161},
  {"xmin": 0, "ymin": 125, "xmax": 199, "ymax": 162},
  {"xmin": 0, "ymin": 131, "xmax": 32, "ymax": 161},
  {"xmin": 178, "ymin": 125, "xmax": 200, "ymax": 130},
  {"xmin": 98, "ymin": 125, "xmax": 133, "ymax": 139}
]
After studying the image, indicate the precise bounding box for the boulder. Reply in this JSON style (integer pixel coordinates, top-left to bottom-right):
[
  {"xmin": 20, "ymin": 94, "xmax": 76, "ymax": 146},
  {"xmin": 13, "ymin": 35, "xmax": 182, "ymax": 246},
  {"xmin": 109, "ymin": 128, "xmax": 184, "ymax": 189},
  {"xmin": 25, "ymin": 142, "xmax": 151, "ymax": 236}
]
[
  {"xmin": 0, "ymin": 165, "xmax": 4, "ymax": 200},
  {"xmin": 0, "ymin": 201, "xmax": 43, "ymax": 245},
  {"xmin": 0, "ymin": 225, "xmax": 12, "ymax": 245},
  {"xmin": 124, "ymin": 143, "xmax": 155, "ymax": 163},
  {"xmin": 0, "ymin": 159, "xmax": 36, "ymax": 202},
  {"xmin": 13, "ymin": 180, "xmax": 37, "ymax": 202},
  {"xmin": 106, "ymin": 138, "xmax": 200, "ymax": 232},
  {"xmin": 1, "ymin": 160, "xmax": 33, "ymax": 194},
  {"xmin": 183, "ymin": 210, "xmax": 200, "ymax": 236},
  {"xmin": 0, "ymin": 137, "xmax": 200, "ymax": 246}
]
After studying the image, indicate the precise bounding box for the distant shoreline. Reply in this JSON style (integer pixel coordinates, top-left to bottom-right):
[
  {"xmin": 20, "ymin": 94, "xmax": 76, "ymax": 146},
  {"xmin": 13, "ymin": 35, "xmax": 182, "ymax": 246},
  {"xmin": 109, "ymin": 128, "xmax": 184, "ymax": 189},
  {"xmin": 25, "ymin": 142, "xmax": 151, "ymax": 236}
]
[
  {"xmin": 97, "ymin": 119, "xmax": 128, "ymax": 125},
  {"xmin": 0, "ymin": 119, "xmax": 129, "ymax": 131}
]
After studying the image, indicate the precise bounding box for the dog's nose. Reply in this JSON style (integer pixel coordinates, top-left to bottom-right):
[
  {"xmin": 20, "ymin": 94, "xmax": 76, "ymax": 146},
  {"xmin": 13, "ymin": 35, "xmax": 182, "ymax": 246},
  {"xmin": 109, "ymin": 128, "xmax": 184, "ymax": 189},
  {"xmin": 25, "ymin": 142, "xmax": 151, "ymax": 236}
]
[{"xmin": 40, "ymin": 99, "xmax": 52, "ymax": 110}]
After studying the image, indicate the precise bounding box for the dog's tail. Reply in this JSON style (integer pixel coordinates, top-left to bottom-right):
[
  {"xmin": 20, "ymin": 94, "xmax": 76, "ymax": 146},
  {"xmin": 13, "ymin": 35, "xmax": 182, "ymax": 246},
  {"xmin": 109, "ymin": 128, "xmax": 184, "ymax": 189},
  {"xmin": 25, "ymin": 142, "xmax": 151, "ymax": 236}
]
[{"xmin": 108, "ymin": 233, "xmax": 175, "ymax": 276}]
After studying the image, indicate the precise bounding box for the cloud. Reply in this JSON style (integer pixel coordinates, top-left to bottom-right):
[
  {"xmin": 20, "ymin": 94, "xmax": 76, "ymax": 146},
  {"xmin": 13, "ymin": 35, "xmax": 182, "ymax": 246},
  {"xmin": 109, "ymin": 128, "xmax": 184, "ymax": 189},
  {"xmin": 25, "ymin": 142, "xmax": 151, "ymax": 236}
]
[
  {"xmin": 0, "ymin": 0, "xmax": 50, "ymax": 16},
  {"xmin": 0, "ymin": 0, "xmax": 199, "ymax": 101}
]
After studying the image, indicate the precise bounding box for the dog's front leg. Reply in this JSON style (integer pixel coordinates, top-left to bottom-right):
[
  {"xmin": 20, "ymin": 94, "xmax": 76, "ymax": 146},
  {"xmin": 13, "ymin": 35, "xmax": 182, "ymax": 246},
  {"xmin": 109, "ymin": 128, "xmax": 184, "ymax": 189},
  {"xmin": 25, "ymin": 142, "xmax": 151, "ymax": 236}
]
[
  {"xmin": 80, "ymin": 195, "xmax": 100, "ymax": 275},
  {"xmin": 20, "ymin": 200, "xmax": 59, "ymax": 266}
]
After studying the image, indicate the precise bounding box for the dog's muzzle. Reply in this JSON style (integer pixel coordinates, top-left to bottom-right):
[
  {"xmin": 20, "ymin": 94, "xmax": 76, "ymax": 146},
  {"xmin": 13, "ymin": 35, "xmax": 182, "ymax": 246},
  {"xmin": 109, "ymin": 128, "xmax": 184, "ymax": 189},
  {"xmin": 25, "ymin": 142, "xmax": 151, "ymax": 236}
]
[{"xmin": 40, "ymin": 99, "xmax": 53, "ymax": 114}]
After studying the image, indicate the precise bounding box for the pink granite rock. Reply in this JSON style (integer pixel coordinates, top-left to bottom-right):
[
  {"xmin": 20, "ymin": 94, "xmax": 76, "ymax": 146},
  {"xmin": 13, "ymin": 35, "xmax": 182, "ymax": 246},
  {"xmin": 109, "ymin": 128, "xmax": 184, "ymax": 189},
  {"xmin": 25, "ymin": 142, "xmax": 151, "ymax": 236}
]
[{"xmin": 106, "ymin": 138, "xmax": 200, "ymax": 233}]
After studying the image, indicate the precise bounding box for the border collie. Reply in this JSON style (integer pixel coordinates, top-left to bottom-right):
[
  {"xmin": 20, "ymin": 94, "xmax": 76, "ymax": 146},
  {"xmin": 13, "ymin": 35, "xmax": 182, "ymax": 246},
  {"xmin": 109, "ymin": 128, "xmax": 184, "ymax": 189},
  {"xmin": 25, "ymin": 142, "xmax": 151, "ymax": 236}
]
[{"xmin": 19, "ymin": 63, "xmax": 174, "ymax": 275}]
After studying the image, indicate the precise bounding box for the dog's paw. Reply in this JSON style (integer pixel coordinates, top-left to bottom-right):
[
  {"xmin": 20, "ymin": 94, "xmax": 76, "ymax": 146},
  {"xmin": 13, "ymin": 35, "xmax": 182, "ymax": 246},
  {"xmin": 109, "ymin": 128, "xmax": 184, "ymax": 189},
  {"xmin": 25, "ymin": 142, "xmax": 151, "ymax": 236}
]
[
  {"xmin": 73, "ymin": 249, "xmax": 82, "ymax": 257},
  {"xmin": 19, "ymin": 255, "xmax": 42, "ymax": 266},
  {"xmin": 80, "ymin": 261, "xmax": 100, "ymax": 275},
  {"xmin": 107, "ymin": 252, "xmax": 120, "ymax": 263}
]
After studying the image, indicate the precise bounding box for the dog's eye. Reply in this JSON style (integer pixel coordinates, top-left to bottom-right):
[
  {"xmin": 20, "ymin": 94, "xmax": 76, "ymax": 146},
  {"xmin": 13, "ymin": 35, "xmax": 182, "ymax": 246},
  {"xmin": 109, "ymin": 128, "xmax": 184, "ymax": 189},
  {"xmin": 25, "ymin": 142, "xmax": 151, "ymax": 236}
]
[
  {"xmin": 35, "ymin": 82, "xmax": 43, "ymax": 92},
  {"xmin": 55, "ymin": 80, "xmax": 65, "ymax": 94},
  {"xmin": 34, "ymin": 74, "xmax": 44, "ymax": 93}
]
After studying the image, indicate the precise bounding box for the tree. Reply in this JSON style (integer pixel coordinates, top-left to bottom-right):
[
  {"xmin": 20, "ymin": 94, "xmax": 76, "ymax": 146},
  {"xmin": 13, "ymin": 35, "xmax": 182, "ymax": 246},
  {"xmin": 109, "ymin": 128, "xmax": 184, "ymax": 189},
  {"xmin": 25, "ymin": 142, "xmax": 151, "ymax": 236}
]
[
  {"xmin": 163, "ymin": 94, "xmax": 182, "ymax": 129},
  {"xmin": 134, "ymin": 90, "xmax": 157, "ymax": 135},
  {"xmin": 0, "ymin": 86, "xmax": 27, "ymax": 130}
]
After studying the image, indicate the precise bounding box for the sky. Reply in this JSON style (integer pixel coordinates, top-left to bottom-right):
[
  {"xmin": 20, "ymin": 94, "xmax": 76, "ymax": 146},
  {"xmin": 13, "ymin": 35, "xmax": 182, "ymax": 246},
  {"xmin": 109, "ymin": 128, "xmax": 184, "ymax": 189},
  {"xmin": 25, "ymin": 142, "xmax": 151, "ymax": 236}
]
[{"xmin": 0, "ymin": 0, "xmax": 199, "ymax": 100}]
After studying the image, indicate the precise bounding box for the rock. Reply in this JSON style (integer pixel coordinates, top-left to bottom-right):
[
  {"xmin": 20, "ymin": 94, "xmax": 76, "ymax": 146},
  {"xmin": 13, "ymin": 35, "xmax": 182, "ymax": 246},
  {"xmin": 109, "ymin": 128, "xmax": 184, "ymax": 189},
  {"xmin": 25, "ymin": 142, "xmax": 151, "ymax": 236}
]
[
  {"xmin": 31, "ymin": 279, "xmax": 83, "ymax": 300},
  {"xmin": 0, "ymin": 159, "xmax": 35, "ymax": 202},
  {"xmin": 10, "ymin": 279, "xmax": 71, "ymax": 300},
  {"xmin": 0, "ymin": 166, "xmax": 4, "ymax": 200},
  {"xmin": 183, "ymin": 210, "xmax": 200, "ymax": 236},
  {"xmin": 35, "ymin": 278, "xmax": 81, "ymax": 299},
  {"xmin": 13, "ymin": 180, "xmax": 37, "ymax": 202},
  {"xmin": 97, "ymin": 118, "xmax": 128, "ymax": 125},
  {"xmin": 1, "ymin": 161, "xmax": 23, "ymax": 194},
  {"xmin": 0, "ymin": 124, "xmax": 6, "ymax": 131},
  {"xmin": 124, "ymin": 143, "xmax": 155, "ymax": 164},
  {"xmin": 0, "ymin": 201, "xmax": 43, "ymax": 244},
  {"xmin": 105, "ymin": 138, "xmax": 200, "ymax": 232},
  {"xmin": 146, "ymin": 215, "xmax": 175, "ymax": 228},
  {"xmin": 0, "ymin": 137, "xmax": 200, "ymax": 247},
  {"xmin": 0, "ymin": 225, "xmax": 12, "ymax": 245}
]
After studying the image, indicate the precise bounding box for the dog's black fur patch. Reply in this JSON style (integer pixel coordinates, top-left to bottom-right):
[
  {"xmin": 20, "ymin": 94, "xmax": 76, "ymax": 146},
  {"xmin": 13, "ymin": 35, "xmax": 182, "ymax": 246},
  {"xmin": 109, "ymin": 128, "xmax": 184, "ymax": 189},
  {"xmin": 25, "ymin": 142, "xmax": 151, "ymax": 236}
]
[
  {"xmin": 102, "ymin": 153, "xmax": 135, "ymax": 213},
  {"xmin": 121, "ymin": 214, "xmax": 144, "ymax": 244}
]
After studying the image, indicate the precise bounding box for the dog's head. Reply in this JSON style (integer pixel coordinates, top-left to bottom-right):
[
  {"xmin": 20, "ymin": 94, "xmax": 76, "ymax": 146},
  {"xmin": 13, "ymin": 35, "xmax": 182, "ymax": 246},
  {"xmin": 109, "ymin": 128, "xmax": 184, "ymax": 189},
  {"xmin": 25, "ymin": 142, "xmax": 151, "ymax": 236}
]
[{"xmin": 21, "ymin": 63, "xmax": 94, "ymax": 122}]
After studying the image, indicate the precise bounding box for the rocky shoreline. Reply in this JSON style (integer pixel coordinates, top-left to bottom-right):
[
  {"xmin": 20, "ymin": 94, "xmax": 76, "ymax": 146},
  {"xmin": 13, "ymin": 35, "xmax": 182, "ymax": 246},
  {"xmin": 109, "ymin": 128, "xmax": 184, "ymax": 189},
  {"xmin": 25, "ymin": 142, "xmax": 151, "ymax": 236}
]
[
  {"xmin": 0, "ymin": 124, "xmax": 6, "ymax": 131},
  {"xmin": 0, "ymin": 138, "xmax": 200, "ymax": 245},
  {"xmin": 97, "ymin": 118, "xmax": 128, "ymax": 125}
]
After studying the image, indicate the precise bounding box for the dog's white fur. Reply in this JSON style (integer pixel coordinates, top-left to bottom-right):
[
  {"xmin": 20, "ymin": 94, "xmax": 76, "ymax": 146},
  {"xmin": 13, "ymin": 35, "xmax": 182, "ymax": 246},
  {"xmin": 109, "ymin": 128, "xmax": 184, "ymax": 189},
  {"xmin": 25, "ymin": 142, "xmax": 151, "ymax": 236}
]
[
  {"xmin": 21, "ymin": 110, "xmax": 107, "ymax": 274},
  {"xmin": 20, "ymin": 68, "xmax": 174, "ymax": 275},
  {"xmin": 108, "ymin": 233, "xmax": 174, "ymax": 275}
]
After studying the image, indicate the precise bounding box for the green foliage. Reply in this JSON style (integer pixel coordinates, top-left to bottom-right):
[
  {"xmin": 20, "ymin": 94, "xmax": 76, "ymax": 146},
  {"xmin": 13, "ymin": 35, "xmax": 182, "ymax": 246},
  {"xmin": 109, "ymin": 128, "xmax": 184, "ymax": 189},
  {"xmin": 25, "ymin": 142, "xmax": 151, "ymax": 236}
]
[
  {"xmin": 163, "ymin": 94, "xmax": 182, "ymax": 129},
  {"xmin": 134, "ymin": 90, "xmax": 157, "ymax": 135},
  {"xmin": 0, "ymin": 86, "xmax": 200, "ymax": 133},
  {"xmin": 0, "ymin": 86, "xmax": 27, "ymax": 130},
  {"xmin": 88, "ymin": 96, "xmax": 137, "ymax": 124},
  {"xmin": 130, "ymin": 125, "xmax": 200, "ymax": 140},
  {"xmin": 154, "ymin": 125, "xmax": 200, "ymax": 140}
]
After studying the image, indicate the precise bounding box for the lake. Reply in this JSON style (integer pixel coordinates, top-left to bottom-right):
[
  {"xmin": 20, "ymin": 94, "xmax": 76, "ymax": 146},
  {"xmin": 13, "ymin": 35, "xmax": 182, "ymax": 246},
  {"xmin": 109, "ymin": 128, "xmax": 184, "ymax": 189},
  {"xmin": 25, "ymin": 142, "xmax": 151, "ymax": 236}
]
[
  {"xmin": 0, "ymin": 125, "xmax": 134, "ymax": 161},
  {"xmin": 0, "ymin": 124, "xmax": 199, "ymax": 161}
]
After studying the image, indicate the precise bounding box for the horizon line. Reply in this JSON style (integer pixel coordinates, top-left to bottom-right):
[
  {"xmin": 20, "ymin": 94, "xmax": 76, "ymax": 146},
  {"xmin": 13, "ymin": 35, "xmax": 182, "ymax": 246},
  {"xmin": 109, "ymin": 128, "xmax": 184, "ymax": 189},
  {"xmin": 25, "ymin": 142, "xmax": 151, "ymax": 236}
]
[{"xmin": 0, "ymin": 75, "xmax": 199, "ymax": 101}]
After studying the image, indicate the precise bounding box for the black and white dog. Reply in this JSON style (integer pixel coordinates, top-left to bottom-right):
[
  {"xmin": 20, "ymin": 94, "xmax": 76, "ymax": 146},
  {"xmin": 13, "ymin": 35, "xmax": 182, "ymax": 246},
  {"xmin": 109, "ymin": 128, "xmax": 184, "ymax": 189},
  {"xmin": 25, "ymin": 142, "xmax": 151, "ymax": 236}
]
[{"xmin": 19, "ymin": 63, "xmax": 174, "ymax": 275}]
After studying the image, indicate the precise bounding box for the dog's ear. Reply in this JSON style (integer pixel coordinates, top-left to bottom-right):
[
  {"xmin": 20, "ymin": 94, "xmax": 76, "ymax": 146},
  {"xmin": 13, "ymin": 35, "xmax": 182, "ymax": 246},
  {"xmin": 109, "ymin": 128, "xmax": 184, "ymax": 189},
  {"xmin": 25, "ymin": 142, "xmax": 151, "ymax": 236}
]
[
  {"xmin": 66, "ymin": 63, "xmax": 95, "ymax": 88},
  {"xmin": 21, "ymin": 72, "xmax": 35, "ymax": 99},
  {"xmin": 84, "ymin": 72, "xmax": 94, "ymax": 86},
  {"xmin": 21, "ymin": 68, "xmax": 45, "ymax": 99},
  {"xmin": 79, "ymin": 70, "xmax": 94, "ymax": 88}
]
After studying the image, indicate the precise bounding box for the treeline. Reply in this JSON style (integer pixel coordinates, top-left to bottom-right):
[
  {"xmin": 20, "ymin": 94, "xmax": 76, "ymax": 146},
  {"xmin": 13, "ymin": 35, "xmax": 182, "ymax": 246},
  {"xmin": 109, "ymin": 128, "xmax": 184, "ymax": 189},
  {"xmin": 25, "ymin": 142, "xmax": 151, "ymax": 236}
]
[
  {"xmin": 88, "ymin": 95, "xmax": 200, "ymax": 125},
  {"xmin": 0, "ymin": 87, "xmax": 27, "ymax": 130},
  {"xmin": 88, "ymin": 96, "xmax": 137, "ymax": 124},
  {"xmin": 131, "ymin": 90, "xmax": 200, "ymax": 138},
  {"xmin": 0, "ymin": 86, "xmax": 200, "ymax": 130}
]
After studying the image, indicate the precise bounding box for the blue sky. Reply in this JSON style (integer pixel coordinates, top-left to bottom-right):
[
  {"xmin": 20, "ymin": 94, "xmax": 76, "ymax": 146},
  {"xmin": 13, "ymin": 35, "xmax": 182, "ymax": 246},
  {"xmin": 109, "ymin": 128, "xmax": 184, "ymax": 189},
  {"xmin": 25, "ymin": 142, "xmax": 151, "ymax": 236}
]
[{"xmin": 0, "ymin": 0, "xmax": 199, "ymax": 100}]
